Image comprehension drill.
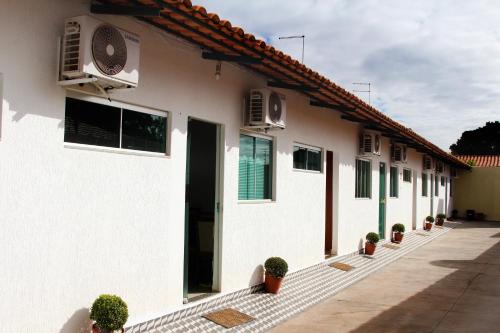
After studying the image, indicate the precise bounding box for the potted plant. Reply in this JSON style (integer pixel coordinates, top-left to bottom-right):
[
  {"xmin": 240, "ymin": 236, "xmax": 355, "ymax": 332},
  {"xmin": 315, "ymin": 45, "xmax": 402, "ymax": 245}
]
[
  {"xmin": 425, "ymin": 216, "xmax": 434, "ymax": 231},
  {"xmin": 264, "ymin": 257, "xmax": 288, "ymax": 294},
  {"xmin": 436, "ymin": 213, "xmax": 446, "ymax": 226},
  {"xmin": 364, "ymin": 232, "xmax": 380, "ymax": 255},
  {"xmin": 90, "ymin": 294, "xmax": 128, "ymax": 333},
  {"xmin": 392, "ymin": 223, "xmax": 405, "ymax": 243}
]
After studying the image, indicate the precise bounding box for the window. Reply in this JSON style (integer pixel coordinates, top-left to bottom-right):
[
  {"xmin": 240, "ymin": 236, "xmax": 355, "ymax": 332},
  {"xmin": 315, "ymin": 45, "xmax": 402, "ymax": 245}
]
[
  {"xmin": 435, "ymin": 175, "xmax": 439, "ymax": 196},
  {"xmin": 64, "ymin": 98, "xmax": 167, "ymax": 153},
  {"xmin": 390, "ymin": 166, "xmax": 398, "ymax": 198},
  {"xmin": 450, "ymin": 178, "xmax": 453, "ymax": 197},
  {"xmin": 403, "ymin": 169, "xmax": 412, "ymax": 182},
  {"xmin": 440, "ymin": 176, "xmax": 445, "ymax": 186},
  {"xmin": 293, "ymin": 144, "xmax": 321, "ymax": 171},
  {"xmin": 355, "ymin": 159, "xmax": 371, "ymax": 198},
  {"xmin": 238, "ymin": 134, "xmax": 273, "ymax": 200},
  {"xmin": 422, "ymin": 173, "xmax": 428, "ymax": 197}
]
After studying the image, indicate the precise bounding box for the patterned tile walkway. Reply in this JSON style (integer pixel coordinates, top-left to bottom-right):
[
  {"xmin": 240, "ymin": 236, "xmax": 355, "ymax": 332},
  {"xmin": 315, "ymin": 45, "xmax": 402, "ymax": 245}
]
[{"xmin": 127, "ymin": 224, "xmax": 453, "ymax": 333}]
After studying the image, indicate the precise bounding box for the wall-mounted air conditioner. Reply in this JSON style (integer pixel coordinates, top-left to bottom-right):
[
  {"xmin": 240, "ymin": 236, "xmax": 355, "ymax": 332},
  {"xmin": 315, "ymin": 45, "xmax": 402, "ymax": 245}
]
[
  {"xmin": 391, "ymin": 143, "xmax": 407, "ymax": 163},
  {"xmin": 436, "ymin": 161, "xmax": 444, "ymax": 173},
  {"xmin": 358, "ymin": 132, "xmax": 381, "ymax": 156},
  {"xmin": 59, "ymin": 15, "xmax": 140, "ymax": 90},
  {"xmin": 244, "ymin": 88, "xmax": 286, "ymax": 129},
  {"xmin": 423, "ymin": 155, "xmax": 433, "ymax": 170}
]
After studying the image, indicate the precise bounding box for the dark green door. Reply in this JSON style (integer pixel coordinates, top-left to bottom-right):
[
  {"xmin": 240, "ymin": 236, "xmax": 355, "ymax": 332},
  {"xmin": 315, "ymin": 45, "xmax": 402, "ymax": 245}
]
[
  {"xmin": 430, "ymin": 174, "xmax": 434, "ymax": 216},
  {"xmin": 378, "ymin": 163, "xmax": 386, "ymax": 239}
]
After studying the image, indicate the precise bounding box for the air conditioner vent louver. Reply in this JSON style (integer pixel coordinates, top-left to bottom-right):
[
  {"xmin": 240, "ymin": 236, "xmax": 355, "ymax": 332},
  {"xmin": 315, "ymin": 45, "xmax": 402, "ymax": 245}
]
[
  {"xmin": 363, "ymin": 134, "xmax": 372, "ymax": 153},
  {"xmin": 249, "ymin": 91, "xmax": 264, "ymax": 122},
  {"xmin": 92, "ymin": 24, "xmax": 127, "ymax": 76},
  {"xmin": 62, "ymin": 21, "xmax": 81, "ymax": 73}
]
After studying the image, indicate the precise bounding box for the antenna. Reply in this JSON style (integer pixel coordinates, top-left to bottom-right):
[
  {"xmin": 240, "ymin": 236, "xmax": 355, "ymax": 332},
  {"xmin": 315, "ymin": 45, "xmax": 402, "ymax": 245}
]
[
  {"xmin": 278, "ymin": 35, "xmax": 305, "ymax": 64},
  {"xmin": 353, "ymin": 82, "xmax": 371, "ymax": 105}
]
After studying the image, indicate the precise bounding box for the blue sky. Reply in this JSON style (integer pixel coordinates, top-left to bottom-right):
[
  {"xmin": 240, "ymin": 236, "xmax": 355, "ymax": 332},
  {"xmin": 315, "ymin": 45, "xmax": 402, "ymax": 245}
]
[{"xmin": 194, "ymin": 0, "xmax": 500, "ymax": 151}]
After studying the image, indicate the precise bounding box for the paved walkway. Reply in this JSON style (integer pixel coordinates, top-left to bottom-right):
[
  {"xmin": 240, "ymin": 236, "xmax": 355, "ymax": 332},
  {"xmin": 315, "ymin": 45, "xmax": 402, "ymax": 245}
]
[
  {"xmin": 271, "ymin": 221, "xmax": 500, "ymax": 333},
  {"xmin": 129, "ymin": 224, "xmax": 454, "ymax": 333}
]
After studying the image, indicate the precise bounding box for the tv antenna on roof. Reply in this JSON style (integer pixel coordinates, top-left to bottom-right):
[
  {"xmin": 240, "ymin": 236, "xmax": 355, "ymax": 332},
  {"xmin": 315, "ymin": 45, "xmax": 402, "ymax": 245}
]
[
  {"xmin": 353, "ymin": 82, "xmax": 371, "ymax": 105},
  {"xmin": 278, "ymin": 35, "xmax": 305, "ymax": 64}
]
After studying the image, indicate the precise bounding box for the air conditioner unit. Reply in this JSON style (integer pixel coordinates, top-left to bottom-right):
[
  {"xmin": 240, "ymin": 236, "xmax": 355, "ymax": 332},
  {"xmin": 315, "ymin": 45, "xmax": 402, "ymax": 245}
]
[
  {"xmin": 391, "ymin": 143, "xmax": 407, "ymax": 163},
  {"xmin": 59, "ymin": 15, "xmax": 140, "ymax": 89},
  {"xmin": 245, "ymin": 88, "xmax": 286, "ymax": 129},
  {"xmin": 436, "ymin": 161, "xmax": 444, "ymax": 173},
  {"xmin": 423, "ymin": 155, "xmax": 433, "ymax": 170},
  {"xmin": 358, "ymin": 132, "xmax": 381, "ymax": 156},
  {"xmin": 450, "ymin": 168, "xmax": 458, "ymax": 178}
]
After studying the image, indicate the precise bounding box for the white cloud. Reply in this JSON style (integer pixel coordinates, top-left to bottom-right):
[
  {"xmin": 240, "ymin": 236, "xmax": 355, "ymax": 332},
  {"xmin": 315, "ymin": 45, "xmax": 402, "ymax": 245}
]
[{"xmin": 194, "ymin": 0, "xmax": 500, "ymax": 150}]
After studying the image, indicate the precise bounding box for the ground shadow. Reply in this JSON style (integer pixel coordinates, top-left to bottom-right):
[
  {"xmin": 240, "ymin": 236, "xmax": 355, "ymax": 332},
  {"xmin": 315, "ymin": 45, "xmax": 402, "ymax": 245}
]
[
  {"xmin": 347, "ymin": 221, "xmax": 500, "ymax": 332},
  {"xmin": 59, "ymin": 308, "xmax": 91, "ymax": 333}
]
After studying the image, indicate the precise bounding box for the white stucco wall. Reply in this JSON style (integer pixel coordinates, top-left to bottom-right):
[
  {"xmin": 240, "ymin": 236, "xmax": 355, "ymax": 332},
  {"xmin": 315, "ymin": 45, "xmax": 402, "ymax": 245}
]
[{"xmin": 0, "ymin": 1, "xmax": 455, "ymax": 332}]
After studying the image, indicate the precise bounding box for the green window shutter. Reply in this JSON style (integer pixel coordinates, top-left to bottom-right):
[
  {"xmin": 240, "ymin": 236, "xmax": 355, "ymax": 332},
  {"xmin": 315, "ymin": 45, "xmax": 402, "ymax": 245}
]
[
  {"xmin": 238, "ymin": 134, "xmax": 255, "ymax": 200},
  {"xmin": 239, "ymin": 134, "xmax": 272, "ymax": 200}
]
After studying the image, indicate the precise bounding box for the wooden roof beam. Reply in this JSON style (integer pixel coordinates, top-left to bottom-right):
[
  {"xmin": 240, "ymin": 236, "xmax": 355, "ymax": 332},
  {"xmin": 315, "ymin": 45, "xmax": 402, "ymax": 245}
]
[
  {"xmin": 91, "ymin": 3, "xmax": 161, "ymax": 16},
  {"xmin": 201, "ymin": 51, "xmax": 262, "ymax": 64},
  {"xmin": 309, "ymin": 100, "xmax": 355, "ymax": 112},
  {"xmin": 268, "ymin": 80, "xmax": 319, "ymax": 92}
]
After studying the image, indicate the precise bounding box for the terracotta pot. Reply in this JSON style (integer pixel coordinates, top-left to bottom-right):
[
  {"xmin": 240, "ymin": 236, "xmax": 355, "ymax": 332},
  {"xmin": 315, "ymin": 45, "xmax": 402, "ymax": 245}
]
[
  {"xmin": 425, "ymin": 222, "xmax": 433, "ymax": 231},
  {"xmin": 265, "ymin": 273, "xmax": 283, "ymax": 294},
  {"xmin": 436, "ymin": 218, "xmax": 444, "ymax": 226},
  {"xmin": 92, "ymin": 323, "xmax": 124, "ymax": 333},
  {"xmin": 364, "ymin": 241, "xmax": 376, "ymax": 255},
  {"xmin": 393, "ymin": 232, "xmax": 404, "ymax": 243}
]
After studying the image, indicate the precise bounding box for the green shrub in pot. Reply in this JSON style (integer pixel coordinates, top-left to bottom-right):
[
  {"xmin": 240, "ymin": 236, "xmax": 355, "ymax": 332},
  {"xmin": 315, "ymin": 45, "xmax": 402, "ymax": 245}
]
[{"xmin": 90, "ymin": 294, "xmax": 128, "ymax": 333}]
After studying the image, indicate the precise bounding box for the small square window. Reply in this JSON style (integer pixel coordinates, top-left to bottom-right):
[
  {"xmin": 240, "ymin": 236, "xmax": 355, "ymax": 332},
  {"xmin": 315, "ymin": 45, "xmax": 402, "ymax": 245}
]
[
  {"xmin": 293, "ymin": 144, "xmax": 321, "ymax": 172},
  {"xmin": 403, "ymin": 169, "xmax": 412, "ymax": 182}
]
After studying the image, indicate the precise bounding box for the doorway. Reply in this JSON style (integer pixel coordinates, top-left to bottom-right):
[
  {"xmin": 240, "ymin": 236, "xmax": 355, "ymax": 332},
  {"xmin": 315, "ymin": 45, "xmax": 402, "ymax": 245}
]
[
  {"xmin": 324, "ymin": 150, "xmax": 334, "ymax": 257},
  {"xmin": 378, "ymin": 162, "xmax": 386, "ymax": 239},
  {"xmin": 184, "ymin": 118, "xmax": 221, "ymax": 302},
  {"xmin": 411, "ymin": 170, "xmax": 418, "ymax": 230}
]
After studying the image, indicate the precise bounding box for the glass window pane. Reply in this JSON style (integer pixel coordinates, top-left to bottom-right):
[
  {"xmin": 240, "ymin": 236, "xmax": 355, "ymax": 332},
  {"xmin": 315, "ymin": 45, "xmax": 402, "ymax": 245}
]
[
  {"xmin": 293, "ymin": 146, "xmax": 307, "ymax": 170},
  {"xmin": 64, "ymin": 98, "xmax": 120, "ymax": 148},
  {"xmin": 255, "ymin": 137, "xmax": 272, "ymax": 199},
  {"xmin": 307, "ymin": 149, "xmax": 321, "ymax": 171},
  {"xmin": 238, "ymin": 134, "xmax": 255, "ymax": 200},
  {"xmin": 121, "ymin": 109, "xmax": 167, "ymax": 153}
]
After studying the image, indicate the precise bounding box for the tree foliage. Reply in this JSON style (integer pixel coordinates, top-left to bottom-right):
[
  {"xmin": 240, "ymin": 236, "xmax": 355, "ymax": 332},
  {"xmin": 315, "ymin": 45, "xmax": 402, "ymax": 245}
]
[{"xmin": 450, "ymin": 121, "xmax": 500, "ymax": 155}]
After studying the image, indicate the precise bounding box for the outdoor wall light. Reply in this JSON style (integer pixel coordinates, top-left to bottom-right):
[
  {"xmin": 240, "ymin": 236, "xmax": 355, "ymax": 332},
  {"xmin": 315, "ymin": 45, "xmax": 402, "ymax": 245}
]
[{"xmin": 215, "ymin": 61, "xmax": 222, "ymax": 80}]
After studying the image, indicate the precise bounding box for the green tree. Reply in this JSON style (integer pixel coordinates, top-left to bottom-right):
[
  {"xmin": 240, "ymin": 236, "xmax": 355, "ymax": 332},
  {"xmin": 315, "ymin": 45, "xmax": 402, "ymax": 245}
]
[{"xmin": 450, "ymin": 121, "xmax": 500, "ymax": 155}]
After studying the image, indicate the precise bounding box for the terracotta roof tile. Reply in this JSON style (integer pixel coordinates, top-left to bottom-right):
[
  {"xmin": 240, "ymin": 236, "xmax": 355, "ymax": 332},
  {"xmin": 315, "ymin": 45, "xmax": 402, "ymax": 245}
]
[
  {"xmin": 455, "ymin": 155, "xmax": 500, "ymax": 167},
  {"xmin": 109, "ymin": 0, "xmax": 469, "ymax": 168}
]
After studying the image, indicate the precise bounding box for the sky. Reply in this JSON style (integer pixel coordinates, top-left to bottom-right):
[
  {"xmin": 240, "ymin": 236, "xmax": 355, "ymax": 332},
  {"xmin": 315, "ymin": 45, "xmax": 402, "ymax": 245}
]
[{"xmin": 193, "ymin": 0, "xmax": 500, "ymax": 151}]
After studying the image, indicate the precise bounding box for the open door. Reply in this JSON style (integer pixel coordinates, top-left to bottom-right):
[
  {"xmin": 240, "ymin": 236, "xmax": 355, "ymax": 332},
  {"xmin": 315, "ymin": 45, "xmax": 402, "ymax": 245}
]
[
  {"xmin": 324, "ymin": 151, "xmax": 333, "ymax": 257},
  {"xmin": 183, "ymin": 118, "xmax": 221, "ymax": 302},
  {"xmin": 378, "ymin": 162, "xmax": 386, "ymax": 239}
]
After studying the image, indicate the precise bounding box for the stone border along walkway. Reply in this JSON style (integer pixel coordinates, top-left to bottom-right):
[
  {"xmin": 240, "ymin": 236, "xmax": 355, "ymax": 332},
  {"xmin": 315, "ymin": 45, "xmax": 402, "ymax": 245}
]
[{"xmin": 127, "ymin": 224, "xmax": 454, "ymax": 333}]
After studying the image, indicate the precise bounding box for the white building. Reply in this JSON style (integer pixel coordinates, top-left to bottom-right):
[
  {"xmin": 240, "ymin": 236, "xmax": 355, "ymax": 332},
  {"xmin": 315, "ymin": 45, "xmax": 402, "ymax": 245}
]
[{"xmin": 0, "ymin": 1, "xmax": 468, "ymax": 332}]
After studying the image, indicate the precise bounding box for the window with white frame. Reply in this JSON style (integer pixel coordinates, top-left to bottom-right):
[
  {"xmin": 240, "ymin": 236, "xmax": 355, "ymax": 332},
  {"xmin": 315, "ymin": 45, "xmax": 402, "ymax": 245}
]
[
  {"xmin": 390, "ymin": 166, "xmax": 398, "ymax": 198},
  {"xmin": 293, "ymin": 143, "xmax": 322, "ymax": 172},
  {"xmin": 238, "ymin": 133, "xmax": 273, "ymax": 200},
  {"xmin": 355, "ymin": 159, "xmax": 371, "ymax": 198},
  {"xmin": 64, "ymin": 97, "xmax": 168, "ymax": 153}
]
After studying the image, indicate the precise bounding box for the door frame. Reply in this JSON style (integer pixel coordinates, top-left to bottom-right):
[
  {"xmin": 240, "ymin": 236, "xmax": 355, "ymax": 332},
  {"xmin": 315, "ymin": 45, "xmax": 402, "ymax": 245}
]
[
  {"xmin": 324, "ymin": 150, "xmax": 333, "ymax": 256},
  {"xmin": 378, "ymin": 162, "xmax": 387, "ymax": 239},
  {"xmin": 183, "ymin": 117, "xmax": 224, "ymax": 302}
]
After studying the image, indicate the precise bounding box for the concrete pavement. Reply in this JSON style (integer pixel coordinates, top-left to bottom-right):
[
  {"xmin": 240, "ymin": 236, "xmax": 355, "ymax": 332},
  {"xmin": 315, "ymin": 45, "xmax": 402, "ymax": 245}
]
[{"xmin": 270, "ymin": 221, "xmax": 500, "ymax": 333}]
